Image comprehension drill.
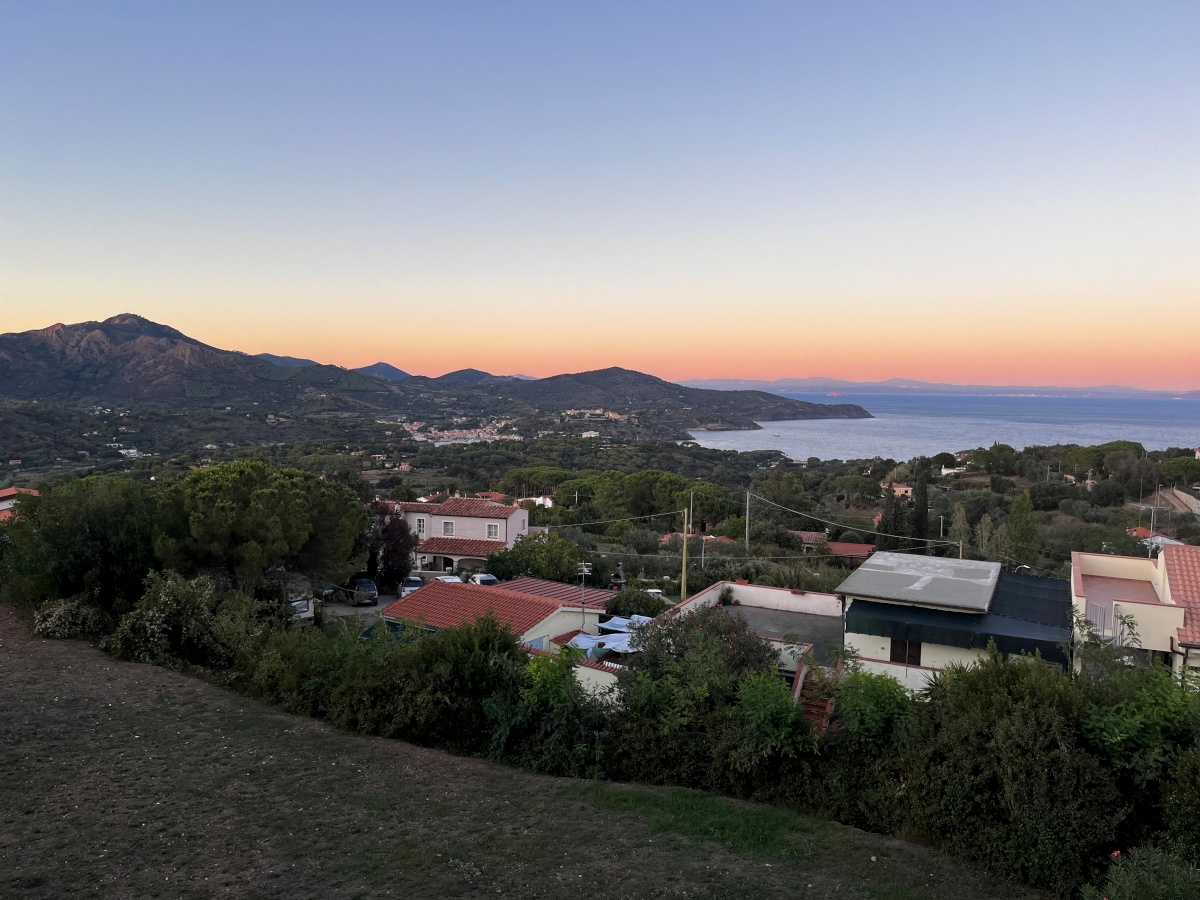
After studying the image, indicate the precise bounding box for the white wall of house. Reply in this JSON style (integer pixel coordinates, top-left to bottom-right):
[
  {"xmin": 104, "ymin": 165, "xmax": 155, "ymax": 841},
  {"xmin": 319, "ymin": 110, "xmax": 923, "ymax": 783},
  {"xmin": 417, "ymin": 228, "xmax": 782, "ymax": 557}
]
[
  {"xmin": 401, "ymin": 507, "xmax": 529, "ymax": 547},
  {"xmin": 846, "ymin": 630, "xmax": 986, "ymax": 690},
  {"xmin": 519, "ymin": 607, "xmax": 601, "ymax": 651},
  {"xmin": 676, "ymin": 581, "xmax": 840, "ymax": 617},
  {"xmin": 573, "ymin": 663, "xmax": 619, "ymax": 694}
]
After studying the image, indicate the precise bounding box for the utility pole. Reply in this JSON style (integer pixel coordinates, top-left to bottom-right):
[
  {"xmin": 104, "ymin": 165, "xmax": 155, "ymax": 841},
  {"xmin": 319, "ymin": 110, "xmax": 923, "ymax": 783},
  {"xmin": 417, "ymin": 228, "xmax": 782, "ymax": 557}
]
[
  {"xmin": 680, "ymin": 508, "xmax": 689, "ymax": 603},
  {"xmin": 744, "ymin": 491, "xmax": 751, "ymax": 555},
  {"xmin": 939, "ymin": 515, "xmax": 945, "ymax": 539},
  {"xmin": 577, "ymin": 561, "xmax": 592, "ymax": 629}
]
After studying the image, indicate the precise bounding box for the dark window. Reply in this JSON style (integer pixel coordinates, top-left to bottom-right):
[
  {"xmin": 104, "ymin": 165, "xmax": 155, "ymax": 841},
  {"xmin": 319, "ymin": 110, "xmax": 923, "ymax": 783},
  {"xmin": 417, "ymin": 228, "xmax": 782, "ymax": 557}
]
[{"xmin": 890, "ymin": 638, "xmax": 922, "ymax": 666}]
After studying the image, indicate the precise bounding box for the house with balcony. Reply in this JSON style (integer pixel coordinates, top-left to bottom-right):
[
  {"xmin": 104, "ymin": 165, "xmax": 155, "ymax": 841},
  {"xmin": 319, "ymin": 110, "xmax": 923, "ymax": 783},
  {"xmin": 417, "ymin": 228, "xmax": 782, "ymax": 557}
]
[
  {"xmin": 837, "ymin": 552, "xmax": 1072, "ymax": 691},
  {"xmin": 1072, "ymin": 545, "xmax": 1200, "ymax": 674},
  {"xmin": 386, "ymin": 498, "xmax": 530, "ymax": 573}
]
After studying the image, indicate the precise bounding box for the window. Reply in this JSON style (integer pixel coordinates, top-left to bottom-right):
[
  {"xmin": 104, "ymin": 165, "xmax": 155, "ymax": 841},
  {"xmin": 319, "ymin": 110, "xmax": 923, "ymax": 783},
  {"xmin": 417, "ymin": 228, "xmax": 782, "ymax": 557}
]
[
  {"xmin": 487, "ymin": 523, "xmax": 499, "ymax": 539},
  {"xmin": 889, "ymin": 639, "xmax": 922, "ymax": 667},
  {"xmin": 416, "ymin": 517, "xmax": 425, "ymax": 537},
  {"xmin": 442, "ymin": 521, "xmax": 455, "ymax": 536}
]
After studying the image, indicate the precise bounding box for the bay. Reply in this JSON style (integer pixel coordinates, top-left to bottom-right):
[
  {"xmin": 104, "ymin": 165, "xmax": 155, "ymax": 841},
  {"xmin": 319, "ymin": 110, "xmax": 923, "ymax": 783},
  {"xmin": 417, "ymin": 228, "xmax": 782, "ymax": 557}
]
[{"xmin": 688, "ymin": 393, "xmax": 1200, "ymax": 461}]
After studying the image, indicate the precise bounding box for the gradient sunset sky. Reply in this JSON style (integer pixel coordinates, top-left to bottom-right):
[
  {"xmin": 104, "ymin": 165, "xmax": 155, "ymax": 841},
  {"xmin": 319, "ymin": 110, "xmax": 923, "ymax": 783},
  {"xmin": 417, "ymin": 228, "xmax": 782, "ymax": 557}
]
[{"xmin": 2, "ymin": 3, "xmax": 1198, "ymax": 388}]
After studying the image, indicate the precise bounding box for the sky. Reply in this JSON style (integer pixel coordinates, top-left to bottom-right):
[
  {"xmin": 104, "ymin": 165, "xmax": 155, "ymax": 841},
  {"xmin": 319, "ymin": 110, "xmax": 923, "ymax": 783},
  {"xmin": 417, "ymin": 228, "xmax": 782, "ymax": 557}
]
[{"xmin": 1, "ymin": 2, "xmax": 1198, "ymax": 388}]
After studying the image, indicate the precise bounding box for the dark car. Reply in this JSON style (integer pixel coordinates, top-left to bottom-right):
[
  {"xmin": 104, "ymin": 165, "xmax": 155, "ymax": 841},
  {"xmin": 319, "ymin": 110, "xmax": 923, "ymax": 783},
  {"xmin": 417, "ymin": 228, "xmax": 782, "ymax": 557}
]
[{"xmin": 349, "ymin": 578, "xmax": 379, "ymax": 606}]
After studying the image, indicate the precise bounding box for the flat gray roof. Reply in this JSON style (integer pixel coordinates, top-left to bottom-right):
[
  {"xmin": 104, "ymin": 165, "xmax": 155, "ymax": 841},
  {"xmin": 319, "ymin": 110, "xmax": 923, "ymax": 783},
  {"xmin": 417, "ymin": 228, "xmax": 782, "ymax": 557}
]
[
  {"xmin": 720, "ymin": 606, "xmax": 844, "ymax": 666},
  {"xmin": 835, "ymin": 551, "xmax": 1001, "ymax": 613}
]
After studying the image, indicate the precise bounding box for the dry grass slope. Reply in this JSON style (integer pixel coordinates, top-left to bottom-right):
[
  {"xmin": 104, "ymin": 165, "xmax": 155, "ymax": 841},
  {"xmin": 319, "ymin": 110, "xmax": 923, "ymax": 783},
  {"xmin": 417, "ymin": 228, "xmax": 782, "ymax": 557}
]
[{"xmin": 0, "ymin": 605, "xmax": 1042, "ymax": 900}]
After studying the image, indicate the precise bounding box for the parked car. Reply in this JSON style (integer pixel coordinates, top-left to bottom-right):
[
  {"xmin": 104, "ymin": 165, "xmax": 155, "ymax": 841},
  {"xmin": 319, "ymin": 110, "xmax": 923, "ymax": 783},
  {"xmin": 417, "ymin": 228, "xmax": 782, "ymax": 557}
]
[
  {"xmin": 400, "ymin": 576, "xmax": 424, "ymax": 597},
  {"xmin": 435, "ymin": 575, "xmax": 463, "ymax": 583},
  {"xmin": 349, "ymin": 578, "xmax": 379, "ymax": 606},
  {"xmin": 468, "ymin": 573, "xmax": 499, "ymax": 586}
]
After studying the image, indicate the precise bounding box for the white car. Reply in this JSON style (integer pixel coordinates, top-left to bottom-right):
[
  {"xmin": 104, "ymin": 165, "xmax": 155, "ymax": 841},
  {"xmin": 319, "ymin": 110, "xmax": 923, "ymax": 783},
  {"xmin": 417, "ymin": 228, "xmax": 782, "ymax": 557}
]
[
  {"xmin": 435, "ymin": 575, "xmax": 463, "ymax": 583},
  {"xmin": 468, "ymin": 573, "xmax": 499, "ymax": 586},
  {"xmin": 400, "ymin": 576, "xmax": 423, "ymax": 597}
]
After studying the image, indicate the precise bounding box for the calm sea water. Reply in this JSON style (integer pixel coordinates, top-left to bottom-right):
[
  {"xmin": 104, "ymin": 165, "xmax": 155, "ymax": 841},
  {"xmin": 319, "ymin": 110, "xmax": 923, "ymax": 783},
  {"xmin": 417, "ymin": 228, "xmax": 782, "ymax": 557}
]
[{"xmin": 688, "ymin": 394, "xmax": 1200, "ymax": 461}]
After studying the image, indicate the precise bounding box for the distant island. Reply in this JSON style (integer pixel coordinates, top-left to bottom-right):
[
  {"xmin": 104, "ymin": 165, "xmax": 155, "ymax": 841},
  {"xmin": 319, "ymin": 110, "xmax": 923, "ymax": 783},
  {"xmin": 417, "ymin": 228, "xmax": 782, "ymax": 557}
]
[{"xmin": 683, "ymin": 376, "xmax": 1199, "ymax": 400}]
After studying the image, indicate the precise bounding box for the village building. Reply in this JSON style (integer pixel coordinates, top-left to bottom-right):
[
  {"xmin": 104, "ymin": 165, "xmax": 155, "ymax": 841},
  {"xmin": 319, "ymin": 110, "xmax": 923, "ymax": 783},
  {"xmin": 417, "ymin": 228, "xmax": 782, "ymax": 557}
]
[
  {"xmin": 0, "ymin": 486, "xmax": 38, "ymax": 522},
  {"xmin": 385, "ymin": 498, "xmax": 529, "ymax": 574},
  {"xmin": 837, "ymin": 552, "xmax": 1073, "ymax": 691}
]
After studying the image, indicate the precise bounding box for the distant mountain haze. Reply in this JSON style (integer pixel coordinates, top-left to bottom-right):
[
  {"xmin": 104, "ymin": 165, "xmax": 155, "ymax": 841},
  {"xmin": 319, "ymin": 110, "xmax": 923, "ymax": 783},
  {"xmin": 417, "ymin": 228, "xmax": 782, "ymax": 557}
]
[
  {"xmin": 682, "ymin": 377, "xmax": 1194, "ymax": 399},
  {"xmin": 353, "ymin": 362, "xmax": 410, "ymax": 381},
  {"xmin": 256, "ymin": 352, "xmax": 320, "ymax": 367}
]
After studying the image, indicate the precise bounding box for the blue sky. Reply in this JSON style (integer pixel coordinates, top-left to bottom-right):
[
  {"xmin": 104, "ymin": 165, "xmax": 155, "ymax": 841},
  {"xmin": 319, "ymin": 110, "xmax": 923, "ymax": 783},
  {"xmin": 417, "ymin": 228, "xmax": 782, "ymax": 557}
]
[{"xmin": 2, "ymin": 2, "xmax": 1198, "ymax": 386}]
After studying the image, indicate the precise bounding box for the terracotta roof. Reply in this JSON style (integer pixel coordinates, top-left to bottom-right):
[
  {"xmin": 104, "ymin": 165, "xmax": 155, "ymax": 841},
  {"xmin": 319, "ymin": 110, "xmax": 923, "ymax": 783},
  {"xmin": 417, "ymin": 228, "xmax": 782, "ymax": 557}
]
[
  {"xmin": 1163, "ymin": 545, "xmax": 1200, "ymax": 646},
  {"xmin": 1128, "ymin": 526, "xmax": 1167, "ymax": 540},
  {"xmin": 380, "ymin": 581, "xmax": 561, "ymax": 635},
  {"xmin": 706, "ymin": 535, "xmax": 738, "ymax": 545},
  {"xmin": 0, "ymin": 487, "xmax": 37, "ymax": 500},
  {"xmin": 502, "ymin": 576, "xmax": 614, "ymax": 609},
  {"xmin": 528, "ymin": 646, "xmax": 623, "ymax": 676},
  {"xmin": 417, "ymin": 537, "xmax": 507, "ymax": 557},
  {"xmin": 793, "ymin": 530, "xmax": 827, "ymax": 544},
  {"xmin": 388, "ymin": 498, "xmax": 519, "ymax": 519},
  {"xmin": 0, "ymin": 509, "xmax": 12, "ymax": 522},
  {"xmin": 549, "ymin": 629, "xmax": 585, "ymax": 646},
  {"xmin": 827, "ymin": 541, "xmax": 875, "ymax": 559},
  {"xmin": 474, "ymin": 491, "xmax": 508, "ymax": 501}
]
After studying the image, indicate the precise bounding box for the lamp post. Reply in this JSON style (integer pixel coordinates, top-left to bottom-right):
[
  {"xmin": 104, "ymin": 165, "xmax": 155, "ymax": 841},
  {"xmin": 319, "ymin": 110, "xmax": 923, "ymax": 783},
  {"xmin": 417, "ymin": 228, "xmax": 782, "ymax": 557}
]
[{"xmin": 577, "ymin": 561, "xmax": 592, "ymax": 629}]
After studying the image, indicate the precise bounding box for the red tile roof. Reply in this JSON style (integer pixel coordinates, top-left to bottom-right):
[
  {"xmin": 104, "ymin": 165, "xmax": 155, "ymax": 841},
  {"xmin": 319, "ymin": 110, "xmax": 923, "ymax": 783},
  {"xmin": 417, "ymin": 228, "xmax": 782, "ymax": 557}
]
[
  {"xmin": 389, "ymin": 498, "xmax": 520, "ymax": 519},
  {"xmin": 380, "ymin": 581, "xmax": 561, "ymax": 635},
  {"xmin": 549, "ymin": 629, "xmax": 585, "ymax": 646},
  {"xmin": 1128, "ymin": 526, "xmax": 1167, "ymax": 540},
  {"xmin": 1163, "ymin": 545, "xmax": 1200, "ymax": 646},
  {"xmin": 474, "ymin": 491, "xmax": 509, "ymax": 501},
  {"xmin": 827, "ymin": 541, "xmax": 875, "ymax": 560},
  {"xmin": 417, "ymin": 537, "xmax": 507, "ymax": 557},
  {"xmin": 0, "ymin": 487, "xmax": 37, "ymax": 501},
  {"xmin": 501, "ymin": 576, "xmax": 614, "ymax": 609},
  {"xmin": 0, "ymin": 509, "xmax": 12, "ymax": 522}
]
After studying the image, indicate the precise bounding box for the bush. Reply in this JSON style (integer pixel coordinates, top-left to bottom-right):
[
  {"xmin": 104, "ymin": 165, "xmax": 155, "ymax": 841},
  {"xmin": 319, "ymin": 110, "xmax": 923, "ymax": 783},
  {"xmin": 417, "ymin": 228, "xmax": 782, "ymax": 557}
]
[
  {"xmin": 1080, "ymin": 847, "xmax": 1200, "ymax": 900},
  {"xmin": 106, "ymin": 572, "xmax": 232, "ymax": 669},
  {"xmin": 1162, "ymin": 748, "xmax": 1200, "ymax": 865},
  {"xmin": 32, "ymin": 595, "xmax": 114, "ymax": 639},
  {"xmin": 604, "ymin": 588, "xmax": 669, "ymax": 618},
  {"xmin": 902, "ymin": 652, "xmax": 1125, "ymax": 895},
  {"xmin": 487, "ymin": 649, "xmax": 610, "ymax": 777}
]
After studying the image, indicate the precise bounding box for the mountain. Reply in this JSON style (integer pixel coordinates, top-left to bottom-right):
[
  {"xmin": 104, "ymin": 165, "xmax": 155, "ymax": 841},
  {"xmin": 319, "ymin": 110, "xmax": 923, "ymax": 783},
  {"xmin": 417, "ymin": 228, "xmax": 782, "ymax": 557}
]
[
  {"xmin": 256, "ymin": 352, "xmax": 320, "ymax": 367},
  {"xmin": 0, "ymin": 314, "xmax": 392, "ymax": 407},
  {"xmin": 681, "ymin": 376, "xmax": 1193, "ymax": 398},
  {"xmin": 354, "ymin": 362, "xmax": 410, "ymax": 381},
  {"xmin": 0, "ymin": 316, "xmax": 872, "ymax": 438},
  {"xmin": 432, "ymin": 368, "xmax": 518, "ymax": 386},
  {"xmin": 469, "ymin": 367, "xmax": 871, "ymax": 428}
]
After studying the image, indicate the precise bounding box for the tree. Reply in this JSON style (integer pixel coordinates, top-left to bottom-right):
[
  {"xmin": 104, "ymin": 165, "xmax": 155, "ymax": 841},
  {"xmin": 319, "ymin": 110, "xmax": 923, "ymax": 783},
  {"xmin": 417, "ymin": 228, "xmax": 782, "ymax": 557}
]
[
  {"xmin": 948, "ymin": 503, "xmax": 972, "ymax": 553},
  {"xmin": 835, "ymin": 475, "xmax": 879, "ymax": 507},
  {"xmin": 976, "ymin": 513, "xmax": 994, "ymax": 556},
  {"xmin": 911, "ymin": 476, "xmax": 929, "ymax": 553},
  {"xmin": 876, "ymin": 488, "xmax": 906, "ymax": 551},
  {"xmin": 1162, "ymin": 456, "xmax": 1200, "ymax": 486},
  {"xmin": 366, "ymin": 502, "xmax": 420, "ymax": 590},
  {"xmin": 485, "ymin": 532, "xmax": 582, "ymax": 583},
  {"xmin": 1006, "ymin": 490, "xmax": 1039, "ymax": 567},
  {"xmin": 0, "ymin": 475, "xmax": 157, "ymax": 616},
  {"xmin": 156, "ymin": 460, "xmax": 366, "ymax": 587}
]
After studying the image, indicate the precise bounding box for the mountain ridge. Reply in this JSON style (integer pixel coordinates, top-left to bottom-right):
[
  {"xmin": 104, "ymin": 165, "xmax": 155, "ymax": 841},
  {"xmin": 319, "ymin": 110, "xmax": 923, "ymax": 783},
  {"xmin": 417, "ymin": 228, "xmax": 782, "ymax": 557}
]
[
  {"xmin": 0, "ymin": 315, "xmax": 871, "ymax": 437},
  {"xmin": 682, "ymin": 376, "xmax": 1198, "ymax": 398}
]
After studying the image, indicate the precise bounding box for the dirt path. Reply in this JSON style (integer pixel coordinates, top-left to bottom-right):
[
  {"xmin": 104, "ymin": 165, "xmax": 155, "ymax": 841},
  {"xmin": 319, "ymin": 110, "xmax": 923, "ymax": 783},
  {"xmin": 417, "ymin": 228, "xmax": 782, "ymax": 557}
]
[{"xmin": 0, "ymin": 606, "xmax": 1043, "ymax": 900}]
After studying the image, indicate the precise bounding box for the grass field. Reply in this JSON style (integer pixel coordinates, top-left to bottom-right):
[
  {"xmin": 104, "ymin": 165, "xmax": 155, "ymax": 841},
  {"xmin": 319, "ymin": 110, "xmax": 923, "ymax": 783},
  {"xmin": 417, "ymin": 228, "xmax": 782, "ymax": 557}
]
[{"xmin": 0, "ymin": 604, "xmax": 1043, "ymax": 900}]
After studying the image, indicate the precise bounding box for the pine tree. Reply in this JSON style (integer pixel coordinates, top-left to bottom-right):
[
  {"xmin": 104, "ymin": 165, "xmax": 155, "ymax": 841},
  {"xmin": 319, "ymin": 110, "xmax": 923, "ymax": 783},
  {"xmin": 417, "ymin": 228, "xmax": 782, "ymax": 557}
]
[
  {"xmin": 911, "ymin": 476, "xmax": 929, "ymax": 554},
  {"xmin": 976, "ymin": 513, "xmax": 994, "ymax": 556},
  {"xmin": 1006, "ymin": 489, "xmax": 1039, "ymax": 568}
]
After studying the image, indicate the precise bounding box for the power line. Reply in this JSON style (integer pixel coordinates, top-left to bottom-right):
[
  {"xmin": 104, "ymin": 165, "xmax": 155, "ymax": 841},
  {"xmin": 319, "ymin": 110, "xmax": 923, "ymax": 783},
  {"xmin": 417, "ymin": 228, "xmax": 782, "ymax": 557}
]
[
  {"xmin": 545, "ymin": 509, "xmax": 686, "ymax": 530},
  {"xmin": 746, "ymin": 492, "xmax": 962, "ymax": 549}
]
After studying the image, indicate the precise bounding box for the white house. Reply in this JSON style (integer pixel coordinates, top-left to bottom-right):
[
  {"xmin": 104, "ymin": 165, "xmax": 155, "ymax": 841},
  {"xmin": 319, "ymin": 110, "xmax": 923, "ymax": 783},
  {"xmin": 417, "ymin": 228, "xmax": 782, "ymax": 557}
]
[
  {"xmin": 0, "ymin": 486, "xmax": 37, "ymax": 522},
  {"xmin": 387, "ymin": 498, "xmax": 530, "ymax": 573},
  {"xmin": 1072, "ymin": 545, "xmax": 1200, "ymax": 675}
]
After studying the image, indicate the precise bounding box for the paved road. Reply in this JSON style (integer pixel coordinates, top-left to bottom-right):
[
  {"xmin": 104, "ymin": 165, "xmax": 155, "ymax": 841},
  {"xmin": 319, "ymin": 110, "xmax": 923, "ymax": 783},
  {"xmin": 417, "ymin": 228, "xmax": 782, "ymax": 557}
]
[{"xmin": 320, "ymin": 593, "xmax": 397, "ymax": 629}]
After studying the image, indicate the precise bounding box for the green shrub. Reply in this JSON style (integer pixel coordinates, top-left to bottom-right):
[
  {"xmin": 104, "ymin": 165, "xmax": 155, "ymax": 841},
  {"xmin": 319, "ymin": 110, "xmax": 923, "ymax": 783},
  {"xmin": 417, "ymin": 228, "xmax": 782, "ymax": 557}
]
[
  {"xmin": 1162, "ymin": 748, "xmax": 1200, "ymax": 865},
  {"xmin": 32, "ymin": 595, "xmax": 114, "ymax": 639},
  {"xmin": 487, "ymin": 649, "xmax": 610, "ymax": 777},
  {"xmin": 902, "ymin": 652, "xmax": 1124, "ymax": 895},
  {"xmin": 604, "ymin": 588, "xmax": 669, "ymax": 618},
  {"xmin": 1080, "ymin": 846, "xmax": 1200, "ymax": 900},
  {"xmin": 106, "ymin": 572, "xmax": 231, "ymax": 668}
]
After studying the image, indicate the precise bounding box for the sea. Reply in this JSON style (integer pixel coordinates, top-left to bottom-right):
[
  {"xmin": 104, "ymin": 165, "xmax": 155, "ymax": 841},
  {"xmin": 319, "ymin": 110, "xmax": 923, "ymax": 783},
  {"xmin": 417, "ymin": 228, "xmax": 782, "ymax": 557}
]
[{"xmin": 687, "ymin": 394, "xmax": 1200, "ymax": 461}]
